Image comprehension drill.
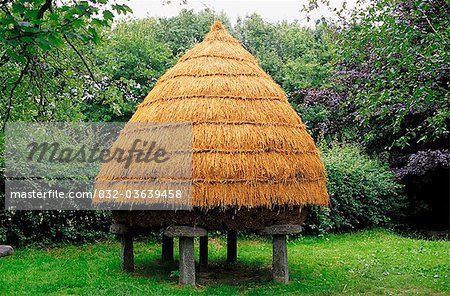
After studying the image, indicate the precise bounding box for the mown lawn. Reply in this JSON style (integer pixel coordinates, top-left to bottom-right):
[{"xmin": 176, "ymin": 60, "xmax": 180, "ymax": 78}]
[{"xmin": 0, "ymin": 229, "xmax": 448, "ymax": 295}]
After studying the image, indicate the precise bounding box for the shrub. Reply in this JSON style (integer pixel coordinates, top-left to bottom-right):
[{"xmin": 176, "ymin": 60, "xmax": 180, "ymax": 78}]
[
  {"xmin": 305, "ymin": 142, "xmax": 406, "ymax": 233},
  {"xmin": 0, "ymin": 201, "xmax": 113, "ymax": 247}
]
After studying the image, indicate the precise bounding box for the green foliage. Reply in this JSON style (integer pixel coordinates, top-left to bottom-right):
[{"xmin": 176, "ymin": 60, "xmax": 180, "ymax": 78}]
[
  {"xmin": 235, "ymin": 14, "xmax": 333, "ymax": 92},
  {"xmin": 83, "ymin": 19, "xmax": 174, "ymax": 121},
  {"xmin": 0, "ymin": 0, "xmax": 131, "ymax": 59},
  {"xmin": 298, "ymin": 105, "xmax": 331, "ymax": 129},
  {"xmin": 99, "ymin": 19, "xmax": 172, "ymax": 89},
  {"xmin": 152, "ymin": 9, "xmax": 230, "ymax": 57},
  {"xmin": 300, "ymin": 1, "xmax": 449, "ymax": 230},
  {"xmin": 0, "ymin": 208, "xmax": 112, "ymax": 247},
  {"xmin": 0, "ymin": 0, "xmax": 131, "ymax": 126},
  {"xmin": 334, "ymin": 0, "xmax": 449, "ymax": 150},
  {"xmin": 170, "ymin": 270, "xmax": 181, "ymax": 278},
  {"xmin": 306, "ymin": 143, "xmax": 406, "ymax": 233}
]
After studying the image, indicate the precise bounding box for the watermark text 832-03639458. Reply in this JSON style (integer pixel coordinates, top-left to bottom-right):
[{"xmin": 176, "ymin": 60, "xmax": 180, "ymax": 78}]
[{"xmin": 5, "ymin": 122, "xmax": 193, "ymax": 210}]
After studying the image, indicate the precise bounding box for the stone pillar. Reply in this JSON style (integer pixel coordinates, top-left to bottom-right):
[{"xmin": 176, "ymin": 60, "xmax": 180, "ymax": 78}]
[
  {"xmin": 110, "ymin": 223, "xmax": 134, "ymax": 272},
  {"xmin": 162, "ymin": 235, "xmax": 174, "ymax": 262},
  {"xmin": 164, "ymin": 225, "xmax": 207, "ymax": 286},
  {"xmin": 259, "ymin": 224, "xmax": 302, "ymax": 284},
  {"xmin": 179, "ymin": 237, "xmax": 195, "ymax": 285},
  {"xmin": 120, "ymin": 233, "xmax": 134, "ymax": 272},
  {"xmin": 227, "ymin": 230, "xmax": 237, "ymax": 262},
  {"xmin": 199, "ymin": 235, "xmax": 208, "ymax": 272},
  {"xmin": 272, "ymin": 234, "xmax": 288, "ymax": 283}
]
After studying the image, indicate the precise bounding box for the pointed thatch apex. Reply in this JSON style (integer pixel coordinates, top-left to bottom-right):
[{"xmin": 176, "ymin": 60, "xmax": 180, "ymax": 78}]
[
  {"xmin": 203, "ymin": 20, "xmax": 239, "ymax": 44},
  {"xmin": 210, "ymin": 20, "xmax": 225, "ymax": 31},
  {"xmin": 96, "ymin": 21, "xmax": 329, "ymax": 209}
]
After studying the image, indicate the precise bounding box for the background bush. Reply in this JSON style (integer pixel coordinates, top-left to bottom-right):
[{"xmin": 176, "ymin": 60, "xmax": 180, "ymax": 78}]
[
  {"xmin": 305, "ymin": 143, "xmax": 406, "ymax": 234},
  {"xmin": 0, "ymin": 202, "xmax": 112, "ymax": 247}
]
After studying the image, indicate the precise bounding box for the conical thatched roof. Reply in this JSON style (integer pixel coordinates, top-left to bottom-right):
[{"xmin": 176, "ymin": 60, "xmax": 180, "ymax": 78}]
[{"xmin": 96, "ymin": 21, "xmax": 328, "ymax": 209}]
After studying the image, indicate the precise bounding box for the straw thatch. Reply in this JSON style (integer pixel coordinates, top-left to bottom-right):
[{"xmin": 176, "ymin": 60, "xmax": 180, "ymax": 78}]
[{"xmin": 95, "ymin": 21, "xmax": 328, "ymax": 209}]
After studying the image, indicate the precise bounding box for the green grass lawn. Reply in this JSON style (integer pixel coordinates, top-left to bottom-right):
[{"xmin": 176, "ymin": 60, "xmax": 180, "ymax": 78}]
[{"xmin": 0, "ymin": 229, "xmax": 448, "ymax": 295}]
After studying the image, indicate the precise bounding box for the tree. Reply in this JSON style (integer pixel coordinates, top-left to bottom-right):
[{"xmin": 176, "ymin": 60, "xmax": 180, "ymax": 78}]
[
  {"xmin": 235, "ymin": 14, "xmax": 333, "ymax": 92},
  {"xmin": 84, "ymin": 19, "xmax": 174, "ymax": 121},
  {"xmin": 336, "ymin": 0, "xmax": 449, "ymax": 151},
  {"xmin": 152, "ymin": 8, "xmax": 230, "ymax": 57},
  {"xmin": 0, "ymin": 0, "xmax": 132, "ymax": 127}
]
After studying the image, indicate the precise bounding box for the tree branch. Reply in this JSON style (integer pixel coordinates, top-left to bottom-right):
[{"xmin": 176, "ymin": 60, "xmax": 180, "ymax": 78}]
[
  {"xmin": 37, "ymin": 0, "xmax": 52, "ymax": 20},
  {"xmin": 63, "ymin": 34, "xmax": 99, "ymax": 86},
  {"xmin": 0, "ymin": 51, "xmax": 9, "ymax": 68},
  {"xmin": 2, "ymin": 58, "xmax": 31, "ymax": 131}
]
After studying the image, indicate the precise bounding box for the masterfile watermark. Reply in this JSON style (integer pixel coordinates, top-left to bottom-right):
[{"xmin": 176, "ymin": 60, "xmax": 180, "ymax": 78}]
[
  {"xmin": 27, "ymin": 139, "xmax": 170, "ymax": 169},
  {"xmin": 5, "ymin": 122, "xmax": 193, "ymax": 210}
]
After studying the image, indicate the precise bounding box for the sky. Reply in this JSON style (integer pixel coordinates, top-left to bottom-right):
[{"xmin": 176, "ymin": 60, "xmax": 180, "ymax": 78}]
[{"xmin": 117, "ymin": 0, "xmax": 360, "ymax": 27}]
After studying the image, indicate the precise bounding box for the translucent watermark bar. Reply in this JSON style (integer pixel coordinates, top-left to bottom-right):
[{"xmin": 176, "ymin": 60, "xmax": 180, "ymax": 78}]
[{"xmin": 5, "ymin": 122, "xmax": 193, "ymax": 210}]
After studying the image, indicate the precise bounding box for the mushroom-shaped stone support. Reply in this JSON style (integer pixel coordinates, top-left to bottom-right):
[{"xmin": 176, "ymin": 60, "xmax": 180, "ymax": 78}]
[
  {"xmin": 110, "ymin": 223, "xmax": 134, "ymax": 272},
  {"xmin": 259, "ymin": 224, "xmax": 302, "ymax": 284},
  {"xmin": 164, "ymin": 226, "xmax": 207, "ymax": 286}
]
